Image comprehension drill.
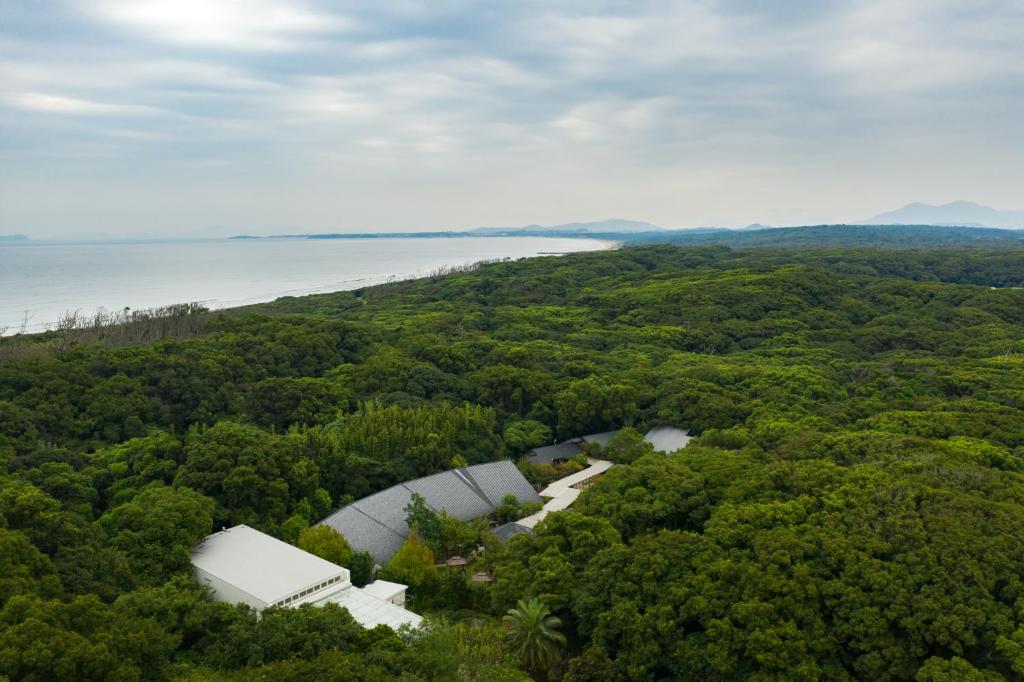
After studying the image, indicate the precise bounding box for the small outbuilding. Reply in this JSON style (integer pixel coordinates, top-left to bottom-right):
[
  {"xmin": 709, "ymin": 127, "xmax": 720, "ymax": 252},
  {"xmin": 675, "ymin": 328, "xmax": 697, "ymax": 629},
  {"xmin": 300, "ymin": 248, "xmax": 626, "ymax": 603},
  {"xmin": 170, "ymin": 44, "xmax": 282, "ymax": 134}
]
[
  {"xmin": 492, "ymin": 521, "xmax": 533, "ymax": 542},
  {"xmin": 359, "ymin": 579, "xmax": 409, "ymax": 607},
  {"xmin": 525, "ymin": 441, "xmax": 584, "ymax": 466}
]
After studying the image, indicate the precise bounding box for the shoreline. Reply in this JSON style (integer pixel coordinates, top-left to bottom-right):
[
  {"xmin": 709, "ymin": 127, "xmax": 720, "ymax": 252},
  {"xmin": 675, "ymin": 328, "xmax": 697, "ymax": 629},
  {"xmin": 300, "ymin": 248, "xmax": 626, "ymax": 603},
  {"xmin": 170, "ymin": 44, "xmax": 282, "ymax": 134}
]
[{"xmin": 0, "ymin": 236, "xmax": 618, "ymax": 337}]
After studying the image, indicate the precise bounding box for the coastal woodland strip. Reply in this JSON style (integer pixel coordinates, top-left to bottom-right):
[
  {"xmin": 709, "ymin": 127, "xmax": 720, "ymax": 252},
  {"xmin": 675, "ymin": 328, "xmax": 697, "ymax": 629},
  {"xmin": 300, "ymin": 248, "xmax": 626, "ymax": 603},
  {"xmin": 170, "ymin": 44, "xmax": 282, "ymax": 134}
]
[{"xmin": 3, "ymin": 244, "xmax": 1024, "ymax": 680}]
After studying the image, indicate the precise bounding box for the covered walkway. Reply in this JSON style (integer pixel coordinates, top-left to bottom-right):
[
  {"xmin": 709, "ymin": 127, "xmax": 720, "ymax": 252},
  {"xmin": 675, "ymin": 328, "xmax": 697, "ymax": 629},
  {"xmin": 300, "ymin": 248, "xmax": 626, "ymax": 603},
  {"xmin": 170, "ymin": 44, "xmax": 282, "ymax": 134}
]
[{"xmin": 516, "ymin": 458, "xmax": 613, "ymax": 529}]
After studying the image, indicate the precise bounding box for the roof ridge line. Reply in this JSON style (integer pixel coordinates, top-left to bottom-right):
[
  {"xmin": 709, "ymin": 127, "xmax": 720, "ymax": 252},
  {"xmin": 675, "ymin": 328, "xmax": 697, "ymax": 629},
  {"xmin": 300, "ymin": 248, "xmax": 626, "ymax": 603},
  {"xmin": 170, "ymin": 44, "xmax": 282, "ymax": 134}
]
[
  {"xmin": 399, "ymin": 481, "xmax": 446, "ymax": 516},
  {"xmin": 322, "ymin": 480, "xmax": 404, "ymax": 526},
  {"xmin": 456, "ymin": 465, "xmax": 500, "ymax": 509},
  {"xmin": 351, "ymin": 503, "xmax": 408, "ymax": 538}
]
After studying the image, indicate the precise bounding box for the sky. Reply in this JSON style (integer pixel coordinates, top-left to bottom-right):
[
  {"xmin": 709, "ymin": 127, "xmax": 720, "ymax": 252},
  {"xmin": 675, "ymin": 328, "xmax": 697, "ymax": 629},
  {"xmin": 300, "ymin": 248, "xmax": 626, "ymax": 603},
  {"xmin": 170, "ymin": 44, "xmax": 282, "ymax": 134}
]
[{"xmin": 1, "ymin": 0, "xmax": 1022, "ymax": 238}]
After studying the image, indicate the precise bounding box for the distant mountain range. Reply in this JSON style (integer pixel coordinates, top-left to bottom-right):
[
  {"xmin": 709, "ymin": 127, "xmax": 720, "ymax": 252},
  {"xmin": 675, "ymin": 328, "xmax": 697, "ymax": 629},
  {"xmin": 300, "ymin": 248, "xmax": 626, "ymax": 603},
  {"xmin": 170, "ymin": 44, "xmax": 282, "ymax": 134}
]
[
  {"xmin": 859, "ymin": 201, "xmax": 1024, "ymax": 229},
  {"xmin": 228, "ymin": 204, "xmax": 1024, "ymax": 243},
  {"xmin": 470, "ymin": 218, "xmax": 664, "ymax": 235},
  {"xmin": 0, "ymin": 234, "xmax": 29, "ymax": 242}
]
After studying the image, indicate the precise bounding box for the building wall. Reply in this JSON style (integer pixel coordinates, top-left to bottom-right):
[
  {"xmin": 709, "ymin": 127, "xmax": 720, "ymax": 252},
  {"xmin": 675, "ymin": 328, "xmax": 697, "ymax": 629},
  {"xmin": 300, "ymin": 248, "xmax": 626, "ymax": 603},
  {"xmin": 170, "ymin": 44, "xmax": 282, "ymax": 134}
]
[
  {"xmin": 194, "ymin": 567, "xmax": 268, "ymax": 611},
  {"xmin": 277, "ymin": 572, "xmax": 350, "ymax": 607}
]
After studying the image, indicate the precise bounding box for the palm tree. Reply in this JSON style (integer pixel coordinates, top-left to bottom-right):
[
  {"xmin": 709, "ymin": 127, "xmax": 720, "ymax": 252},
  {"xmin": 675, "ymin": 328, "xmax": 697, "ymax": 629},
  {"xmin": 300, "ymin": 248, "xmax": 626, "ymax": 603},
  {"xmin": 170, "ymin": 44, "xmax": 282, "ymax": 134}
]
[{"xmin": 503, "ymin": 597, "xmax": 567, "ymax": 674}]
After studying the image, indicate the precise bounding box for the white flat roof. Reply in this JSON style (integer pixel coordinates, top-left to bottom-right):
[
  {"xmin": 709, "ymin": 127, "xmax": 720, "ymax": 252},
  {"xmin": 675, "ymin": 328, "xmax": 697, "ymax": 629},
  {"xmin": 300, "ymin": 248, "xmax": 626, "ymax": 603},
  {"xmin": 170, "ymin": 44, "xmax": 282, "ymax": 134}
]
[
  {"xmin": 539, "ymin": 458, "xmax": 613, "ymax": 498},
  {"xmin": 360, "ymin": 579, "xmax": 407, "ymax": 602},
  {"xmin": 191, "ymin": 525, "xmax": 347, "ymax": 604},
  {"xmin": 315, "ymin": 585, "xmax": 424, "ymax": 630},
  {"xmin": 645, "ymin": 426, "xmax": 691, "ymax": 453}
]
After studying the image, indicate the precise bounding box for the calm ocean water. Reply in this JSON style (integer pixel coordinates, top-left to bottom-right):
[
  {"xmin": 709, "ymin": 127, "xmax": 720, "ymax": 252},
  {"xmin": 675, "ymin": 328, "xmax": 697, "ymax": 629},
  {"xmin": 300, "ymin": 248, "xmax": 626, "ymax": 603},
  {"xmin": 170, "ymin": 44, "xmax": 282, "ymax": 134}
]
[{"xmin": 0, "ymin": 236, "xmax": 609, "ymax": 334}]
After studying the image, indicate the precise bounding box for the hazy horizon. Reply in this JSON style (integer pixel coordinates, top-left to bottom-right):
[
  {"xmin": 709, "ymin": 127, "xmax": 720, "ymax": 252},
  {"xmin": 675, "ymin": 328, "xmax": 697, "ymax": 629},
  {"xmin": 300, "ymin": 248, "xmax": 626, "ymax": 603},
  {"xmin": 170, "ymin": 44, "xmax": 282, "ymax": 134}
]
[{"xmin": 2, "ymin": 1, "xmax": 1022, "ymax": 239}]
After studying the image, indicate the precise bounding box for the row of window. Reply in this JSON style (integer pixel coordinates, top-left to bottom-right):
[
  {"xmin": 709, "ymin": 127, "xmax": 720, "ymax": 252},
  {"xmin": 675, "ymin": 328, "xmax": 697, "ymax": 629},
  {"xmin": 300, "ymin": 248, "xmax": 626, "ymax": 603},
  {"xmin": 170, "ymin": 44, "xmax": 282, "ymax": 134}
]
[{"xmin": 272, "ymin": 575, "xmax": 344, "ymax": 607}]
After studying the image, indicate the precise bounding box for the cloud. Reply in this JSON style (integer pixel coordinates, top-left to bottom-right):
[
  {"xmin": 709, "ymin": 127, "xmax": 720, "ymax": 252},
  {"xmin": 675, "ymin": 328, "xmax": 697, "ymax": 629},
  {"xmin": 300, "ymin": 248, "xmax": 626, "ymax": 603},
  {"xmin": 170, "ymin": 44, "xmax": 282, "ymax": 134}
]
[
  {"xmin": 0, "ymin": 0, "xmax": 1022, "ymax": 235},
  {"xmin": 823, "ymin": 1, "xmax": 1023, "ymax": 95},
  {"xmin": 87, "ymin": 0, "xmax": 350, "ymax": 50},
  {"xmin": 0, "ymin": 58, "xmax": 280, "ymax": 93},
  {"xmin": 2, "ymin": 91, "xmax": 158, "ymax": 115}
]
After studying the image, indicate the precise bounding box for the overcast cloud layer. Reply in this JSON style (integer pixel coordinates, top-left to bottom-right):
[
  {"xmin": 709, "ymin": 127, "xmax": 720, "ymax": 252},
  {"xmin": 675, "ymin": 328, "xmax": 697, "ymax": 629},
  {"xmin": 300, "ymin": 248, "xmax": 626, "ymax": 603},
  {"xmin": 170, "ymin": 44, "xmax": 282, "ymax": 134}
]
[{"xmin": 1, "ymin": 0, "xmax": 1022, "ymax": 237}]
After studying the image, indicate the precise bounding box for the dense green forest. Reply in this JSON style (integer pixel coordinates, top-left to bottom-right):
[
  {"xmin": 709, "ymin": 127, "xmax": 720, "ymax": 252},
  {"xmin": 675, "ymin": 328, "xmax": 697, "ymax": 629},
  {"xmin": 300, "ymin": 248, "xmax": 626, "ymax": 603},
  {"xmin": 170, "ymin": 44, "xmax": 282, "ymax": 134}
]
[{"xmin": 3, "ymin": 243, "xmax": 1024, "ymax": 680}]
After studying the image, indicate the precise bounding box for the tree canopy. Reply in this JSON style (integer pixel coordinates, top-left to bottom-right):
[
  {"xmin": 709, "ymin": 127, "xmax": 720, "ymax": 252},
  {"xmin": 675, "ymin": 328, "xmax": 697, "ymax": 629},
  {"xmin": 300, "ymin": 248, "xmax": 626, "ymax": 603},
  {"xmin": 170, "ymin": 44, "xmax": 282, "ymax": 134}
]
[{"xmin": 4, "ymin": 244, "xmax": 1024, "ymax": 679}]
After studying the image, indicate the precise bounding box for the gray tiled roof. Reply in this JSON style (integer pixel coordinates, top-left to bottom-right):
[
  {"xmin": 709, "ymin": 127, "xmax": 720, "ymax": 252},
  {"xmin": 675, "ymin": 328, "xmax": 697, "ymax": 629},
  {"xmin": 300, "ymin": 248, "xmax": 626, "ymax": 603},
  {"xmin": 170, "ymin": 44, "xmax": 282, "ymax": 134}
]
[
  {"xmin": 319, "ymin": 506, "xmax": 407, "ymax": 566},
  {"xmin": 353, "ymin": 486, "xmax": 417, "ymax": 537},
  {"xmin": 527, "ymin": 441, "xmax": 583, "ymax": 465},
  {"xmin": 318, "ymin": 460, "xmax": 539, "ymax": 566},
  {"xmin": 404, "ymin": 471, "xmax": 493, "ymax": 521},
  {"xmin": 463, "ymin": 460, "xmax": 541, "ymax": 506},
  {"xmin": 581, "ymin": 431, "xmax": 620, "ymax": 447},
  {"xmin": 492, "ymin": 521, "xmax": 533, "ymax": 542}
]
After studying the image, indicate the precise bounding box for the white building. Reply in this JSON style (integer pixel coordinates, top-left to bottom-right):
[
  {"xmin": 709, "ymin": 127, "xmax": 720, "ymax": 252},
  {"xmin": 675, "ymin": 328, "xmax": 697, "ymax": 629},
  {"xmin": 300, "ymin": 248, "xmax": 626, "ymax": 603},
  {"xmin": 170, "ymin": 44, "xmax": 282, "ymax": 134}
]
[
  {"xmin": 191, "ymin": 524, "xmax": 422, "ymax": 631},
  {"xmin": 360, "ymin": 579, "xmax": 409, "ymax": 607}
]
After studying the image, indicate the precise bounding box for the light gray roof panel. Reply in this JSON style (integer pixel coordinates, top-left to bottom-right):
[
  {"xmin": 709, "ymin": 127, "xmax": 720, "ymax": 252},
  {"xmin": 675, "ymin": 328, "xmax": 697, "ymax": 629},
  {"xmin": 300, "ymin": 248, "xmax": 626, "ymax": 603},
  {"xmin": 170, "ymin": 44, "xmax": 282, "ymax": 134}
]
[
  {"xmin": 319, "ymin": 506, "xmax": 406, "ymax": 566},
  {"xmin": 644, "ymin": 426, "xmax": 691, "ymax": 453},
  {"xmin": 354, "ymin": 486, "xmax": 416, "ymax": 536},
  {"xmin": 315, "ymin": 584, "xmax": 423, "ymax": 631},
  {"xmin": 404, "ymin": 471, "xmax": 494, "ymax": 521},
  {"xmin": 191, "ymin": 525, "xmax": 347, "ymax": 604},
  {"xmin": 317, "ymin": 460, "xmax": 541, "ymax": 566},
  {"xmin": 463, "ymin": 460, "xmax": 541, "ymax": 506}
]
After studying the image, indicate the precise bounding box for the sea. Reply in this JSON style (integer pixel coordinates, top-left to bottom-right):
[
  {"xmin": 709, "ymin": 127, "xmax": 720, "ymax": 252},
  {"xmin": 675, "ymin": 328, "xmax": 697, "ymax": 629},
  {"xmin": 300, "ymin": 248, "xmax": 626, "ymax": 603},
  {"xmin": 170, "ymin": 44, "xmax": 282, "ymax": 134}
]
[{"xmin": 0, "ymin": 236, "xmax": 610, "ymax": 334}]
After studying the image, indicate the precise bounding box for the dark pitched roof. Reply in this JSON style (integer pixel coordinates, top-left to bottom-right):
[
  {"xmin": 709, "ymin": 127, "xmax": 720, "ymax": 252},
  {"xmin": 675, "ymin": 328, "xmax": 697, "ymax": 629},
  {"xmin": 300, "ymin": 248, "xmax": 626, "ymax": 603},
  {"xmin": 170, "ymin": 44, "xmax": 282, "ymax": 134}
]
[
  {"xmin": 581, "ymin": 431, "xmax": 620, "ymax": 447},
  {"xmin": 492, "ymin": 521, "xmax": 533, "ymax": 542},
  {"xmin": 318, "ymin": 460, "xmax": 540, "ymax": 566},
  {"xmin": 527, "ymin": 441, "xmax": 583, "ymax": 465}
]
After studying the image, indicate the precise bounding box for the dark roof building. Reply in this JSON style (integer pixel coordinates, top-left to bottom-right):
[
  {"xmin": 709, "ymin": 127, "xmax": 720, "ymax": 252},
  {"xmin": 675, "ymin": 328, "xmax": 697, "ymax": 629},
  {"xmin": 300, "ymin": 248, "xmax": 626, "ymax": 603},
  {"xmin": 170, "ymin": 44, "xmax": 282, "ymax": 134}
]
[
  {"xmin": 580, "ymin": 431, "xmax": 619, "ymax": 448},
  {"xmin": 527, "ymin": 440, "xmax": 584, "ymax": 466},
  {"xmin": 492, "ymin": 521, "xmax": 533, "ymax": 542},
  {"xmin": 318, "ymin": 460, "xmax": 540, "ymax": 565}
]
